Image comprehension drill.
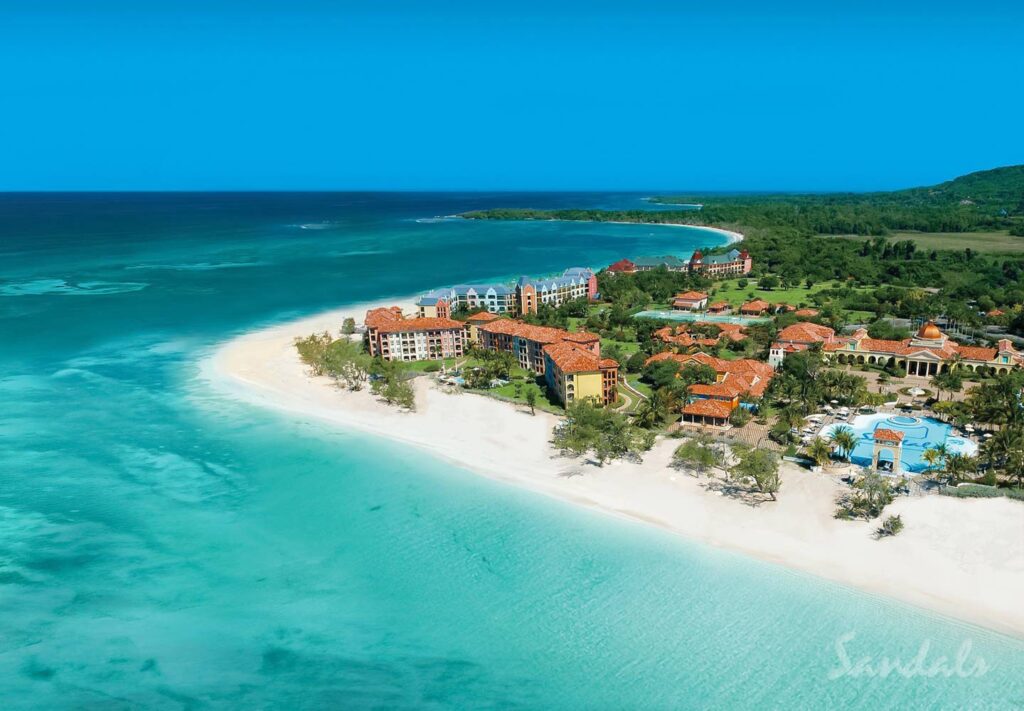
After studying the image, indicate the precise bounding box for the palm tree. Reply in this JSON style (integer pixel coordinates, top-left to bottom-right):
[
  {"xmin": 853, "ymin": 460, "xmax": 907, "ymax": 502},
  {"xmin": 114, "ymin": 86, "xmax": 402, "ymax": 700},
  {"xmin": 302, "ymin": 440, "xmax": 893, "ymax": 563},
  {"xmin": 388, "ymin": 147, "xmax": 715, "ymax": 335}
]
[
  {"xmin": 829, "ymin": 426, "xmax": 857, "ymax": 463},
  {"xmin": 921, "ymin": 446, "xmax": 944, "ymax": 473},
  {"xmin": 806, "ymin": 437, "xmax": 833, "ymax": 468},
  {"xmin": 945, "ymin": 453, "xmax": 977, "ymax": 484},
  {"xmin": 634, "ymin": 387, "xmax": 678, "ymax": 429},
  {"xmin": 985, "ymin": 427, "xmax": 1024, "ymax": 487}
]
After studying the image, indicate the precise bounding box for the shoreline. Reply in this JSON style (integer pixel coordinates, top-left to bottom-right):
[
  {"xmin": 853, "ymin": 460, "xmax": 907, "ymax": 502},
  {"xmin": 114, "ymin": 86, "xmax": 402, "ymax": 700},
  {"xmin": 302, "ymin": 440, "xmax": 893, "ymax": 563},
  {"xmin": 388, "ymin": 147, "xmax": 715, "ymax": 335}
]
[
  {"xmin": 203, "ymin": 297, "xmax": 1024, "ymax": 641},
  {"xmin": 458, "ymin": 214, "xmax": 744, "ymax": 250}
]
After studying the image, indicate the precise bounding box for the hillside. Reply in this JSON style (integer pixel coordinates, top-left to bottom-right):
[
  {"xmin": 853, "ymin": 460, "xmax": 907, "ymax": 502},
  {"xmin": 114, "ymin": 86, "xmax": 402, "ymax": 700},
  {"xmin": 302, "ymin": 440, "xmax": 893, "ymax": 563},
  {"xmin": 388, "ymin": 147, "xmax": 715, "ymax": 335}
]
[{"xmin": 899, "ymin": 165, "xmax": 1024, "ymax": 210}]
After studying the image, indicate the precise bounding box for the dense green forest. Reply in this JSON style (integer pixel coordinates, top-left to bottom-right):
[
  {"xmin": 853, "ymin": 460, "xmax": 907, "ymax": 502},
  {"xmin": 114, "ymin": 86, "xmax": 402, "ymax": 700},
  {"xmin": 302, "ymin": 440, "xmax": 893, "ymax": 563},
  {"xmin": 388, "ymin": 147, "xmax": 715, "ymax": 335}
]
[
  {"xmin": 461, "ymin": 166, "xmax": 1024, "ymax": 312},
  {"xmin": 651, "ymin": 164, "xmax": 1024, "ymax": 235},
  {"xmin": 465, "ymin": 166, "xmax": 1024, "ymax": 236}
]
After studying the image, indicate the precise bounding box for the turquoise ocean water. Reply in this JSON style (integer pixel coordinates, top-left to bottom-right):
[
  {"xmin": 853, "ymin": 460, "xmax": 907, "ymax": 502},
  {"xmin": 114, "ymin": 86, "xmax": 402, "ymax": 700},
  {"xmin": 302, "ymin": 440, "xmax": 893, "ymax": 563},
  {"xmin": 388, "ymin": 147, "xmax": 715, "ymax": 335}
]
[{"xmin": 1, "ymin": 193, "xmax": 1022, "ymax": 709}]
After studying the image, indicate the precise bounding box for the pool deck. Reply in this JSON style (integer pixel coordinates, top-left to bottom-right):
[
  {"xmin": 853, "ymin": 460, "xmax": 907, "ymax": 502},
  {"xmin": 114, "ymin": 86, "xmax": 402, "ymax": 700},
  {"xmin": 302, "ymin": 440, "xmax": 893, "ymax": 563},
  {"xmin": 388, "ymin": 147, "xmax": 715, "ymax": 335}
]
[
  {"xmin": 633, "ymin": 310, "xmax": 769, "ymax": 326},
  {"xmin": 819, "ymin": 412, "xmax": 978, "ymax": 474}
]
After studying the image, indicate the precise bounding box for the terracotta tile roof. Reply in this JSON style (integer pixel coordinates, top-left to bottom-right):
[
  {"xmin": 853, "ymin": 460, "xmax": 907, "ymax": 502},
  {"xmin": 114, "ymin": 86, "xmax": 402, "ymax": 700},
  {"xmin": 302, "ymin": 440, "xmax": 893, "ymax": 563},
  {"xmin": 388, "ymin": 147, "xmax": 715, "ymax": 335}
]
[
  {"xmin": 740, "ymin": 299, "xmax": 771, "ymax": 313},
  {"xmin": 467, "ymin": 311, "xmax": 500, "ymax": 323},
  {"xmin": 607, "ymin": 259, "xmax": 636, "ymax": 272},
  {"xmin": 794, "ymin": 308, "xmax": 820, "ymax": 317},
  {"xmin": 954, "ymin": 345, "xmax": 998, "ymax": 361},
  {"xmin": 674, "ymin": 291, "xmax": 708, "ymax": 301},
  {"xmin": 364, "ymin": 306, "xmax": 405, "ymax": 328},
  {"xmin": 643, "ymin": 352, "xmax": 773, "ymax": 397},
  {"xmin": 689, "ymin": 381, "xmax": 743, "ymax": 398},
  {"xmin": 874, "ymin": 428, "xmax": 904, "ymax": 443},
  {"xmin": 544, "ymin": 342, "xmax": 617, "ymax": 373},
  {"xmin": 479, "ymin": 319, "xmax": 570, "ymax": 344},
  {"xmin": 775, "ymin": 322, "xmax": 835, "ymax": 344},
  {"xmin": 707, "ymin": 301, "xmax": 731, "ymax": 310},
  {"xmin": 375, "ymin": 316, "xmax": 465, "ymax": 334},
  {"xmin": 987, "ymin": 309, "xmax": 1005, "ymax": 317},
  {"xmin": 715, "ymin": 323, "xmax": 746, "ymax": 334},
  {"xmin": 562, "ymin": 331, "xmax": 600, "ymax": 344},
  {"xmin": 683, "ymin": 399, "xmax": 733, "ymax": 419}
]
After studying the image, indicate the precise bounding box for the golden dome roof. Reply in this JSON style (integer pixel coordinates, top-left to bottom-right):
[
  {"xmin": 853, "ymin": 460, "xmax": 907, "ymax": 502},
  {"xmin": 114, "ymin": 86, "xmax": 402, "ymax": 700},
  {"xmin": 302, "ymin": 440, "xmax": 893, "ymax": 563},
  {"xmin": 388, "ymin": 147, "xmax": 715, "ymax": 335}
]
[{"xmin": 917, "ymin": 321, "xmax": 943, "ymax": 339}]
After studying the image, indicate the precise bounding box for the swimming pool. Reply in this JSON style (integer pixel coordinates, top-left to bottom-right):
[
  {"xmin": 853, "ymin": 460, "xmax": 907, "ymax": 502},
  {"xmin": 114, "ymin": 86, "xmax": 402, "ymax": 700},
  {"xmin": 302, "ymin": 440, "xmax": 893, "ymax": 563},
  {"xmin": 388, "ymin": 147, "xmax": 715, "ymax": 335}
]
[
  {"xmin": 633, "ymin": 310, "xmax": 768, "ymax": 326},
  {"xmin": 820, "ymin": 413, "xmax": 977, "ymax": 473}
]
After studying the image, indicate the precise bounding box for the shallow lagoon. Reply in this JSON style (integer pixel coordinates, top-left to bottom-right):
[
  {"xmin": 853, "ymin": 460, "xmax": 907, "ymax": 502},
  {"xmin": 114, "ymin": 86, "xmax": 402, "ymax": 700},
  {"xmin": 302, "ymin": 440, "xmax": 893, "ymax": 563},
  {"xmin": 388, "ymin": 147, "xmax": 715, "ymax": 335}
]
[{"xmin": 1, "ymin": 193, "xmax": 1021, "ymax": 708}]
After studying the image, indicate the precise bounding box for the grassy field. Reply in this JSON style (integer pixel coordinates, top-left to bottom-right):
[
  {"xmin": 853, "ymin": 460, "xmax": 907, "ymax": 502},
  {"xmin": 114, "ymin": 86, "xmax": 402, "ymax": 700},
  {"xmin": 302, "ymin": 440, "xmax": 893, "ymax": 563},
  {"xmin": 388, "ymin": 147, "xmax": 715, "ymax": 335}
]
[
  {"xmin": 404, "ymin": 357, "xmax": 463, "ymax": 372},
  {"xmin": 625, "ymin": 373, "xmax": 653, "ymax": 398},
  {"xmin": 486, "ymin": 373, "xmax": 564, "ymax": 414},
  {"xmin": 706, "ymin": 279, "xmax": 849, "ymax": 307},
  {"xmin": 828, "ymin": 230, "xmax": 1024, "ymax": 254}
]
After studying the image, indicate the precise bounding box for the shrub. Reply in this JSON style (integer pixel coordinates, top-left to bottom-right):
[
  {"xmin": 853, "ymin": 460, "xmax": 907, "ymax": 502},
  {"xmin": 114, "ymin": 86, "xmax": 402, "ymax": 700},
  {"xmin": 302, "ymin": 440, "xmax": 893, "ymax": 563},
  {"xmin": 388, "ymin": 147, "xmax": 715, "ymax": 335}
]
[
  {"xmin": 423, "ymin": 362, "xmax": 442, "ymax": 372},
  {"xmin": 729, "ymin": 407, "xmax": 752, "ymax": 427},
  {"xmin": 877, "ymin": 514, "xmax": 904, "ymax": 538},
  {"xmin": 940, "ymin": 484, "xmax": 1001, "ymax": 498}
]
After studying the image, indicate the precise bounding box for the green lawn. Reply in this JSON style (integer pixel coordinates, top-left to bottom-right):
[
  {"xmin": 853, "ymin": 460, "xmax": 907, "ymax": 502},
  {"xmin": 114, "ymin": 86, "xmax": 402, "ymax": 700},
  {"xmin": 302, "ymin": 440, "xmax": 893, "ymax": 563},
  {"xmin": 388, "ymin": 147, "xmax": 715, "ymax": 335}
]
[
  {"xmin": 844, "ymin": 310, "xmax": 876, "ymax": 323},
  {"xmin": 707, "ymin": 279, "xmax": 846, "ymax": 308},
  {"xmin": 403, "ymin": 357, "xmax": 462, "ymax": 373},
  {"xmin": 625, "ymin": 373, "xmax": 653, "ymax": 398},
  {"xmin": 828, "ymin": 230, "xmax": 1024, "ymax": 254},
  {"xmin": 602, "ymin": 338, "xmax": 641, "ymax": 355},
  {"xmin": 485, "ymin": 373, "xmax": 564, "ymax": 414}
]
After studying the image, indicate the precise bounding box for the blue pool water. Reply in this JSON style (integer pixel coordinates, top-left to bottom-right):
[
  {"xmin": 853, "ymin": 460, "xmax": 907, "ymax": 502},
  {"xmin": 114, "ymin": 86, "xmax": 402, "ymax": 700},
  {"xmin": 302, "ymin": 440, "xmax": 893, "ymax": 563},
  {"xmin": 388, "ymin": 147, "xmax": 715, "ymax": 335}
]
[
  {"xmin": 822, "ymin": 414, "xmax": 978, "ymax": 473},
  {"xmin": 634, "ymin": 309, "xmax": 768, "ymax": 325},
  {"xmin": 1, "ymin": 194, "xmax": 1022, "ymax": 708}
]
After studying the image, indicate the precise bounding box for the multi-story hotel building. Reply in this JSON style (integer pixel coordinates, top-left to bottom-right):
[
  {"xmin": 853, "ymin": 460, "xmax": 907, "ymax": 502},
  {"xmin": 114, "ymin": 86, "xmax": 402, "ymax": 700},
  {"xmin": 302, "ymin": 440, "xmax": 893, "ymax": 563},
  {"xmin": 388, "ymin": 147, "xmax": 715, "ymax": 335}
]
[
  {"xmin": 688, "ymin": 248, "xmax": 752, "ymax": 277},
  {"xmin": 416, "ymin": 267, "xmax": 597, "ymax": 318},
  {"xmin": 543, "ymin": 341, "xmax": 619, "ymax": 406},
  {"xmin": 606, "ymin": 249, "xmax": 752, "ymax": 279},
  {"xmin": 364, "ymin": 307, "xmax": 466, "ymax": 362},
  {"xmin": 477, "ymin": 319, "xmax": 601, "ymax": 374},
  {"xmin": 463, "ymin": 310, "xmax": 500, "ymax": 344},
  {"xmin": 515, "ymin": 267, "xmax": 598, "ymax": 315}
]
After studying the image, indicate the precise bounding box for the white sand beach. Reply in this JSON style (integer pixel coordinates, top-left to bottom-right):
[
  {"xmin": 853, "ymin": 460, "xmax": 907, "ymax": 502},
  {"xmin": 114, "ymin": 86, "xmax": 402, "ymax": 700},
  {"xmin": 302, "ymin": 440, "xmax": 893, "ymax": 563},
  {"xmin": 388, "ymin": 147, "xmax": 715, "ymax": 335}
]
[{"xmin": 204, "ymin": 300, "xmax": 1024, "ymax": 639}]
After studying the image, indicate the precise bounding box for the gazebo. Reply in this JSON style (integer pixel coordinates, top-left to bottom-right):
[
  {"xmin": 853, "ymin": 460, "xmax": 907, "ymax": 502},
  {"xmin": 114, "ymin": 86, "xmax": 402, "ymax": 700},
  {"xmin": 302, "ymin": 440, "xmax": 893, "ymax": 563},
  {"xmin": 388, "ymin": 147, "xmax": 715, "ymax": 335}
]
[{"xmin": 871, "ymin": 428, "xmax": 904, "ymax": 473}]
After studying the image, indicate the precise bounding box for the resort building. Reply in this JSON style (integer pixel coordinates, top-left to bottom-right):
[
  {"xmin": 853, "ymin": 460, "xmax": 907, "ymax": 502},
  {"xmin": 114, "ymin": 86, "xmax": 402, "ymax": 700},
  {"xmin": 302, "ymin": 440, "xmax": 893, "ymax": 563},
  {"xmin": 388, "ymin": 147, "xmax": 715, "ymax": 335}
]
[
  {"xmin": 364, "ymin": 307, "xmax": 466, "ymax": 362},
  {"xmin": 415, "ymin": 294, "xmax": 452, "ymax": 319},
  {"xmin": 768, "ymin": 320, "xmax": 1024, "ymax": 376},
  {"xmin": 794, "ymin": 308, "xmax": 820, "ymax": 319},
  {"xmin": 707, "ymin": 301, "xmax": 731, "ymax": 314},
  {"xmin": 645, "ymin": 352, "xmax": 774, "ymax": 427},
  {"xmin": 672, "ymin": 291, "xmax": 709, "ymax": 311},
  {"xmin": 464, "ymin": 311, "xmax": 500, "ymax": 344},
  {"xmin": 543, "ymin": 341, "xmax": 619, "ymax": 406},
  {"xmin": 632, "ymin": 255, "xmax": 690, "ymax": 272},
  {"xmin": 768, "ymin": 322, "xmax": 836, "ymax": 367},
  {"xmin": 477, "ymin": 319, "xmax": 601, "ymax": 374},
  {"xmin": 418, "ymin": 284, "xmax": 518, "ymax": 316},
  {"xmin": 654, "ymin": 322, "xmax": 746, "ymax": 350},
  {"xmin": 515, "ymin": 267, "xmax": 597, "ymax": 315},
  {"xmin": 417, "ymin": 267, "xmax": 596, "ymax": 318},
  {"xmin": 739, "ymin": 299, "xmax": 771, "ymax": 316},
  {"xmin": 606, "ymin": 250, "xmax": 753, "ymax": 279},
  {"xmin": 688, "ymin": 248, "xmax": 752, "ymax": 277},
  {"xmin": 606, "ymin": 258, "xmax": 637, "ymax": 274}
]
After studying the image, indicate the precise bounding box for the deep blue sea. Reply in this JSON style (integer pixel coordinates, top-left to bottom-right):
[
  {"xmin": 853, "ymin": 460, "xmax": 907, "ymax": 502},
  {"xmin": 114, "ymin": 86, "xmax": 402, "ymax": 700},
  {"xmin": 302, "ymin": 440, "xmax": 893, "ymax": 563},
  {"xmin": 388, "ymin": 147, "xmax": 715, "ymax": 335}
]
[{"xmin": 1, "ymin": 193, "xmax": 1023, "ymax": 709}]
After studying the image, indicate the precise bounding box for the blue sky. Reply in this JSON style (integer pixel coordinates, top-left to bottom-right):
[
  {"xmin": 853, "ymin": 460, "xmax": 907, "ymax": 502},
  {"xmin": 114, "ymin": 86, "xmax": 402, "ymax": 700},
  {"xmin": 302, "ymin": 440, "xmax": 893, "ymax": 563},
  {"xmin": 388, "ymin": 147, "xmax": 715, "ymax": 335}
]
[{"xmin": 2, "ymin": 1, "xmax": 1022, "ymax": 191}]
